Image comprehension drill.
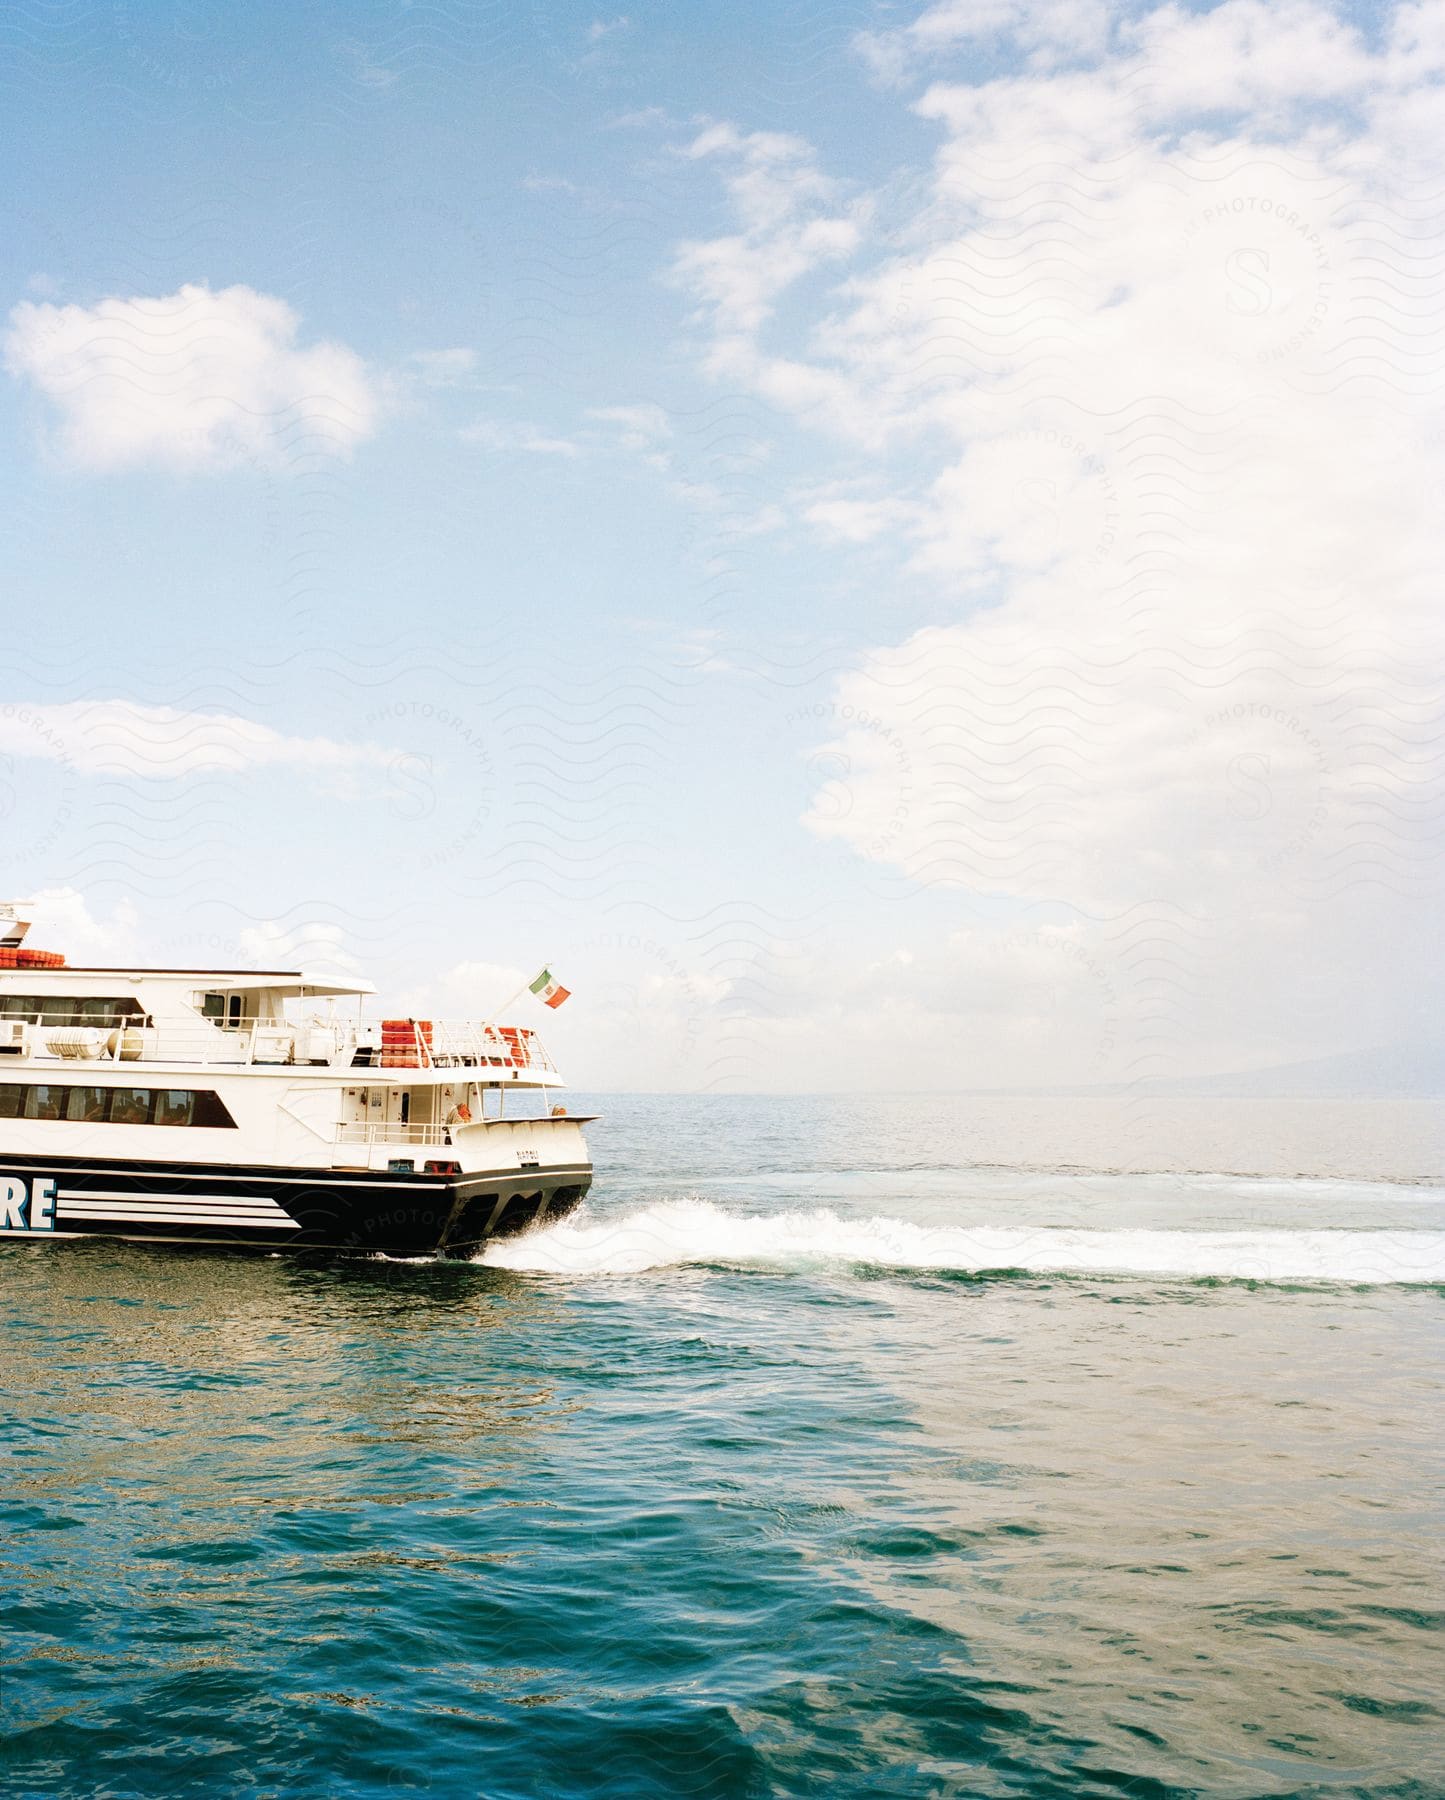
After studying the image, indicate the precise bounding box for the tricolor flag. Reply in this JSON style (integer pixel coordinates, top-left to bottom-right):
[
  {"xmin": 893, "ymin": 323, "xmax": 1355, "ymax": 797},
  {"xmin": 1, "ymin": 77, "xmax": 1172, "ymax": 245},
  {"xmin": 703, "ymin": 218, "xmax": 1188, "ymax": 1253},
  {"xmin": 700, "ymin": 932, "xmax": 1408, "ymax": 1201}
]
[{"xmin": 528, "ymin": 967, "xmax": 571, "ymax": 1009}]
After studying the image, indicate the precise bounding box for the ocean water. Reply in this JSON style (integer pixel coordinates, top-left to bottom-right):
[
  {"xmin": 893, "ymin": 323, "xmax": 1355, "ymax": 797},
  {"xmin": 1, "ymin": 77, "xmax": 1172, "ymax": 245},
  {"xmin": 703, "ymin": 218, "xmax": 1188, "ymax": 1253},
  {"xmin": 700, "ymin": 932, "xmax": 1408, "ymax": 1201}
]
[{"xmin": 2, "ymin": 1096, "xmax": 1442, "ymax": 1800}]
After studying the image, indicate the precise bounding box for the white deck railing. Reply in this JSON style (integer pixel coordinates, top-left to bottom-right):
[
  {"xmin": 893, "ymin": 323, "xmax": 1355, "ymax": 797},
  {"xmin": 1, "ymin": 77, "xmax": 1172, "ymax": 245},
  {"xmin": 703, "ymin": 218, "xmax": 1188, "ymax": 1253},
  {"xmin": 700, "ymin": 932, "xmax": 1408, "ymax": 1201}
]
[
  {"xmin": 2, "ymin": 1014, "xmax": 558, "ymax": 1075},
  {"xmin": 405, "ymin": 1020, "xmax": 558, "ymax": 1074},
  {"xmin": 335, "ymin": 1122, "xmax": 453, "ymax": 1148}
]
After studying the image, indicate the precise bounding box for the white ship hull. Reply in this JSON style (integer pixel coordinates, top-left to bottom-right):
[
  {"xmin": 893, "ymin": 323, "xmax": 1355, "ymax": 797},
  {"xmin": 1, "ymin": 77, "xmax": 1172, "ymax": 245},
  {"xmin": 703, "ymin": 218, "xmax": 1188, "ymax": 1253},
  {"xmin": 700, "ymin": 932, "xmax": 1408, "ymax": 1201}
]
[
  {"xmin": 0, "ymin": 908, "xmax": 593, "ymax": 1258},
  {"xmin": 1, "ymin": 1143, "xmax": 590, "ymax": 1256}
]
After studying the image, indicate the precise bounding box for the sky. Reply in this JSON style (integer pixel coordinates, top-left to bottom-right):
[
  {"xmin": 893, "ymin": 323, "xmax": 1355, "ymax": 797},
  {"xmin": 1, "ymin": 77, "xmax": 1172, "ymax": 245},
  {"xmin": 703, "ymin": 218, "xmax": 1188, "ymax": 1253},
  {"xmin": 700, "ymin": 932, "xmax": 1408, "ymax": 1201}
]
[{"xmin": 1, "ymin": 0, "xmax": 1441, "ymax": 1093}]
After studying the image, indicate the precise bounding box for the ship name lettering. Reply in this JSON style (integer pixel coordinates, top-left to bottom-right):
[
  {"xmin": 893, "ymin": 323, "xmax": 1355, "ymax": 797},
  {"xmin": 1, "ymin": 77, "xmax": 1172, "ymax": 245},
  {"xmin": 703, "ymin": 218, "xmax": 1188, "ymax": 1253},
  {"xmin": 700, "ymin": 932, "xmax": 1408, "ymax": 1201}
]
[{"xmin": 1, "ymin": 1176, "xmax": 57, "ymax": 1233}]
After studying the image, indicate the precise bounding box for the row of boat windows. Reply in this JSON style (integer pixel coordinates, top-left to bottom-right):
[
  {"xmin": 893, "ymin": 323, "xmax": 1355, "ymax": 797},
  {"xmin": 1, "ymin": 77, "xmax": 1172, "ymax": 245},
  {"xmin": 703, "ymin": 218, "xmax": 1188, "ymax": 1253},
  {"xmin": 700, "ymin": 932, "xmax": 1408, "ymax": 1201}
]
[
  {"xmin": 0, "ymin": 1084, "xmax": 237, "ymax": 1128},
  {"xmin": 0, "ymin": 997, "xmax": 147, "ymax": 1026}
]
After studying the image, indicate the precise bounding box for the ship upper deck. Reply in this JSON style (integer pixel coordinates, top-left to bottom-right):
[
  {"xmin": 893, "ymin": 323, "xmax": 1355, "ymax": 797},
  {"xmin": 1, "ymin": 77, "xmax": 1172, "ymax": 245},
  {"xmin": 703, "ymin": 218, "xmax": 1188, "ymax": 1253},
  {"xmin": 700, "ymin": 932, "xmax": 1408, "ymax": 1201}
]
[{"xmin": 0, "ymin": 967, "xmax": 561, "ymax": 1085}]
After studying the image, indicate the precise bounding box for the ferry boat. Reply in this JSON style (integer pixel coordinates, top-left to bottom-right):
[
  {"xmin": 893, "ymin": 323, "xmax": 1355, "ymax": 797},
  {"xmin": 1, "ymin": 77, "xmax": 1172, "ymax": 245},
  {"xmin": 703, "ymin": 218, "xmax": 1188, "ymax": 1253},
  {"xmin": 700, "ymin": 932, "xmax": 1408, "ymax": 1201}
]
[{"xmin": 0, "ymin": 905, "xmax": 592, "ymax": 1257}]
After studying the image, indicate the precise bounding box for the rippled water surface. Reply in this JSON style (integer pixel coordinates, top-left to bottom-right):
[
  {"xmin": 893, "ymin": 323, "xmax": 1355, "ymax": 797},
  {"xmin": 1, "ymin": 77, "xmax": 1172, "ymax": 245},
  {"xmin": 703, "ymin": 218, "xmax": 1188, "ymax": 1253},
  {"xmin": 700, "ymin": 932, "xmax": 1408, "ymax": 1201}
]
[{"xmin": 3, "ymin": 1096, "xmax": 1443, "ymax": 1798}]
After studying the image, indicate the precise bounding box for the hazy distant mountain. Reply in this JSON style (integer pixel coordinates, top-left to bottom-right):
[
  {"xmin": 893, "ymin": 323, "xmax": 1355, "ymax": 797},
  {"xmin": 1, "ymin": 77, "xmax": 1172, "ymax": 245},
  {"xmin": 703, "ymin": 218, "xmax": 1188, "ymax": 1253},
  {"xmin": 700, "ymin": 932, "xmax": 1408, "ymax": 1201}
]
[{"xmin": 1125, "ymin": 1044, "xmax": 1445, "ymax": 1101}]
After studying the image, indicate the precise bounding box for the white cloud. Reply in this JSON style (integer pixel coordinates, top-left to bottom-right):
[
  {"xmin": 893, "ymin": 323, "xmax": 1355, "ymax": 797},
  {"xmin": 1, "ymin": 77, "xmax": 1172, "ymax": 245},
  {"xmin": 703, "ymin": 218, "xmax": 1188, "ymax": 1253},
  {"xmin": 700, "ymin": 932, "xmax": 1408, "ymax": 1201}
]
[
  {"xmin": 606, "ymin": 105, "xmax": 675, "ymax": 130},
  {"xmin": 405, "ymin": 347, "xmax": 478, "ymax": 388},
  {"xmin": 802, "ymin": 491, "xmax": 918, "ymax": 544},
  {"xmin": 671, "ymin": 124, "xmax": 867, "ymax": 337},
  {"xmin": 521, "ymin": 173, "xmax": 585, "ymax": 195},
  {"xmin": 857, "ymin": 0, "xmax": 1375, "ymax": 99},
  {"xmin": 675, "ymin": 0, "xmax": 1444, "ymax": 1071},
  {"xmin": 4, "ymin": 283, "xmax": 377, "ymax": 472},
  {"xmin": 740, "ymin": 924, "xmax": 1135, "ymax": 1088},
  {"xmin": 336, "ymin": 38, "xmax": 398, "ymax": 88},
  {"xmin": 236, "ymin": 918, "xmax": 364, "ymax": 978},
  {"xmin": 460, "ymin": 418, "xmax": 582, "ymax": 457},
  {"xmin": 1121, "ymin": 0, "xmax": 1374, "ymax": 118},
  {"xmin": 0, "ymin": 701, "xmax": 394, "ymax": 779},
  {"xmin": 587, "ymin": 402, "xmax": 673, "ymax": 448},
  {"xmin": 22, "ymin": 888, "xmax": 142, "ymax": 965},
  {"xmin": 857, "ymin": 0, "xmax": 1113, "ymax": 83},
  {"xmin": 403, "ymin": 959, "xmax": 525, "ymax": 1019}
]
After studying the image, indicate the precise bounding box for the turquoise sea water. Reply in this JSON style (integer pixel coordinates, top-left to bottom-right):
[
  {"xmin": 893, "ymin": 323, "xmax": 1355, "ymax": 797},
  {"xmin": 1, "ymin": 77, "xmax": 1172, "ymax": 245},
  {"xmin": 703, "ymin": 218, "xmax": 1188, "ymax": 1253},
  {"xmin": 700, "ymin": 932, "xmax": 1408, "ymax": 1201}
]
[{"xmin": 3, "ymin": 1096, "xmax": 1443, "ymax": 1799}]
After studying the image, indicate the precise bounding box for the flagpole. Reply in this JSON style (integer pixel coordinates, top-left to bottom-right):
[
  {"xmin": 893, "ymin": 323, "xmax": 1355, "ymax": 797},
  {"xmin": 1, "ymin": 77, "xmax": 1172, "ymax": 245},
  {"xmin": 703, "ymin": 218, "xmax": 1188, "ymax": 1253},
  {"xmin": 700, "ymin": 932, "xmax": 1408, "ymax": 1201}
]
[{"xmin": 483, "ymin": 967, "xmax": 547, "ymax": 1028}]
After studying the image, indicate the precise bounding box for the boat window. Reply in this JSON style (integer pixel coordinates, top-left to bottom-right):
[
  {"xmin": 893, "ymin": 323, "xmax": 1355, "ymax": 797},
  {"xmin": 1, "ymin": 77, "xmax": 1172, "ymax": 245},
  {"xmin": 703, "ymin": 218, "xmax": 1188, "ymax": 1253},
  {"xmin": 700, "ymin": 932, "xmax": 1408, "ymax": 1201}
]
[
  {"xmin": 78, "ymin": 997, "xmax": 142, "ymax": 1025},
  {"xmin": 201, "ymin": 992, "xmax": 251, "ymax": 1030},
  {"xmin": 0, "ymin": 995, "xmax": 142, "ymax": 1025},
  {"xmin": 109, "ymin": 1088, "xmax": 152, "ymax": 1125},
  {"xmin": 154, "ymin": 1090, "xmax": 195, "ymax": 1128},
  {"xmin": 0, "ymin": 1083, "xmax": 237, "ymax": 1127}
]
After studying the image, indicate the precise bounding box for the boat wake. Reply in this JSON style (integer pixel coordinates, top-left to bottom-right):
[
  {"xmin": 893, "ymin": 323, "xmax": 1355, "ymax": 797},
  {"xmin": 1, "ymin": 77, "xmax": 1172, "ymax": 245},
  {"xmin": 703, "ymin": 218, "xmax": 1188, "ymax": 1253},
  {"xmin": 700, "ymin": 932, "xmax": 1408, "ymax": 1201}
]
[{"xmin": 478, "ymin": 1198, "xmax": 1445, "ymax": 1285}]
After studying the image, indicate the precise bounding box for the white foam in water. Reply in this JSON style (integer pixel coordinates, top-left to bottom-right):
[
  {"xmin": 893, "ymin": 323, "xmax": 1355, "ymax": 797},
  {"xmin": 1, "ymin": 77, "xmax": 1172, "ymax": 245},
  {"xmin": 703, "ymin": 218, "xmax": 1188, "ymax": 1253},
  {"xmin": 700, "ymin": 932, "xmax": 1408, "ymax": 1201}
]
[{"xmin": 479, "ymin": 1198, "xmax": 1445, "ymax": 1284}]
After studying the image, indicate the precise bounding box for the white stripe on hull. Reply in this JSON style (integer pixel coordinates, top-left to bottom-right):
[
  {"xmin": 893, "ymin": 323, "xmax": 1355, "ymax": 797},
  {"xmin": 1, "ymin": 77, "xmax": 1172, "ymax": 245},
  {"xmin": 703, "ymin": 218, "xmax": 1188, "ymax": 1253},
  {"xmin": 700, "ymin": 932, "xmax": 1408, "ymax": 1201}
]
[
  {"xmin": 56, "ymin": 1204, "xmax": 282, "ymax": 1215},
  {"xmin": 55, "ymin": 1189, "xmax": 300, "ymax": 1229},
  {"xmin": 49, "ymin": 1168, "xmax": 448, "ymax": 1188},
  {"xmin": 58, "ymin": 1188, "xmax": 287, "ymax": 1208},
  {"xmin": 57, "ymin": 1211, "xmax": 300, "ymax": 1229}
]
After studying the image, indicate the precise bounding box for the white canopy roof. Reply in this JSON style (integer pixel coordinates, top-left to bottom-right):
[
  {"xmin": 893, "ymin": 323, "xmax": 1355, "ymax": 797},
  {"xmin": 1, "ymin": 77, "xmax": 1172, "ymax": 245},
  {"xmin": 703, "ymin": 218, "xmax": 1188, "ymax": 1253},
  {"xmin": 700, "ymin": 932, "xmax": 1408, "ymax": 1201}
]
[{"xmin": 4, "ymin": 967, "xmax": 377, "ymax": 998}]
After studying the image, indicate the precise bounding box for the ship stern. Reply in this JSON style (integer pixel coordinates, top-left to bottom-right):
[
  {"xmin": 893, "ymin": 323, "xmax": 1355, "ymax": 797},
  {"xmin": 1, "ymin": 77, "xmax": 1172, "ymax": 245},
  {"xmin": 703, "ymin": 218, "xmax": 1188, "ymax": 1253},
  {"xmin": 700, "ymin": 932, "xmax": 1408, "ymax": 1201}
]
[{"xmin": 431, "ymin": 1113, "xmax": 593, "ymax": 1257}]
